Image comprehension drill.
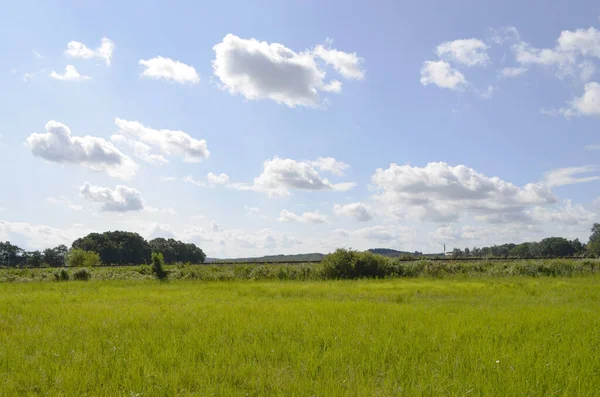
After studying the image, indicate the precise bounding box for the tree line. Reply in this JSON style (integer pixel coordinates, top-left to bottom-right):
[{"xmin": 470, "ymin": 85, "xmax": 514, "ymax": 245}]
[
  {"xmin": 0, "ymin": 231, "xmax": 206, "ymax": 268},
  {"xmin": 449, "ymin": 224, "xmax": 600, "ymax": 258}
]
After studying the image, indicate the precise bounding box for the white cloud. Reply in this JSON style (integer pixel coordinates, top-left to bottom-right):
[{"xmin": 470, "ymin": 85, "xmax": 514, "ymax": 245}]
[
  {"xmin": 212, "ymin": 34, "xmax": 362, "ymax": 108},
  {"xmin": 33, "ymin": 50, "xmax": 44, "ymax": 59},
  {"xmin": 333, "ymin": 202, "xmax": 373, "ymax": 222},
  {"xmin": 528, "ymin": 200, "xmax": 596, "ymax": 225},
  {"xmin": 65, "ymin": 37, "xmax": 114, "ymax": 66},
  {"xmin": 436, "ymin": 39, "xmax": 489, "ymax": 67},
  {"xmin": 183, "ymin": 175, "xmax": 207, "ymax": 187},
  {"xmin": 147, "ymin": 224, "xmax": 176, "ymax": 239},
  {"xmin": 308, "ymin": 157, "xmax": 349, "ymax": 176},
  {"xmin": 47, "ymin": 196, "xmax": 82, "ymax": 211},
  {"xmin": 420, "ymin": 60, "xmax": 467, "ymax": 90},
  {"xmin": 542, "ymin": 166, "xmax": 600, "ymax": 187},
  {"xmin": 372, "ymin": 162, "xmax": 557, "ymax": 223},
  {"xmin": 513, "ymin": 27, "xmax": 600, "ymax": 81},
  {"xmin": 558, "ymin": 82, "xmax": 600, "ymax": 117},
  {"xmin": 500, "ymin": 67, "xmax": 528, "ymax": 78},
  {"xmin": 26, "ymin": 120, "xmax": 138, "ymax": 179},
  {"xmin": 50, "ymin": 65, "xmax": 91, "ymax": 81},
  {"xmin": 110, "ymin": 135, "xmax": 168, "ymax": 165},
  {"xmin": 80, "ymin": 182, "xmax": 144, "ymax": 212},
  {"xmin": 139, "ymin": 56, "xmax": 200, "ymax": 84},
  {"xmin": 277, "ymin": 209, "xmax": 328, "ymax": 224},
  {"xmin": 585, "ymin": 144, "xmax": 600, "ymax": 150},
  {"xmin": 231, "ymin": 156, "xmax": 356, "ymax": 198},
  {"xmin": 0, "ymin": 220, "xmax": 78, "ymax": 249},
  {"xmin": 313, "ymin": 44, "xmax": 365, "ymax": 79},
  {"xmin": 207, "ymin": 172, "xmax": 230, "ymax": 185},
  {"xmin": 112, "ymin": 118, "xmax": 209, "ymax": 163}
]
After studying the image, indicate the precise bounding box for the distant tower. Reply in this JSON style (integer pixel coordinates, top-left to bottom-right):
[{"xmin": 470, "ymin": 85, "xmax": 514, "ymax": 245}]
[{"xmin": 444, "ymin": 244, "xmax": 446, "ymax": 254}]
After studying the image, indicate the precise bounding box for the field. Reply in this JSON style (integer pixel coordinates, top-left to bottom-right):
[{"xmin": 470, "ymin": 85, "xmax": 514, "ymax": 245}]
[{"xmin": 1, "ymin": 275, "xmax": 599, "ymax": 396}]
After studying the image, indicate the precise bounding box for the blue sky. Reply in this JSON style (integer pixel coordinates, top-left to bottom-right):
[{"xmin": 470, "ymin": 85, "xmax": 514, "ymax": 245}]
[{"xmin": 1, "ymin": 0, "xmax": 599, "ymax": 257}]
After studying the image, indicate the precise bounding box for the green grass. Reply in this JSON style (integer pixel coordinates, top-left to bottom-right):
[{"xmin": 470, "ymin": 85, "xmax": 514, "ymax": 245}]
[{"xmin": 1, "ymin": 277, "xmax": 599, "ymax": 396}]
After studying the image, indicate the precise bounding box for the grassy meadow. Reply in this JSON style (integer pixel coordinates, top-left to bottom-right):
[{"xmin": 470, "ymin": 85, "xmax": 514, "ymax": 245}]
[{"xmin": 1, "ymin": 276, "xmax": 599, "ymax": 396}]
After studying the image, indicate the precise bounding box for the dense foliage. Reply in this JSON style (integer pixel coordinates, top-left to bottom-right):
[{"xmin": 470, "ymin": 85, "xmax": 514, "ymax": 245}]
[
  {"xmin": 1, "ymin": 231, "xmax": 206, "ymax": 268},
  {"xmin": 149, "ymin": 238, "xmax": 206, "ymax": 264},
  {"xmin": 453, "ymin": 237, "xmax": 588, "ymax": 258},
  {"xmin": 72, "ymin": 231, "xmax": 152, "ymax": 265}
]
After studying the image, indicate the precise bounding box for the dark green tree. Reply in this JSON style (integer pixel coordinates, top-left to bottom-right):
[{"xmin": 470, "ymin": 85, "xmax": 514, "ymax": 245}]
[
  {"xmin": 587, "ymin": 223, "xmax": 600, "ymax": 257},
  {"xmin": 43, "ymin": 245, "xmax": 68, "ymax": 267},
  {"xmin": 72, "ymin": 231, "xmax": 151, "ymax": 265}
]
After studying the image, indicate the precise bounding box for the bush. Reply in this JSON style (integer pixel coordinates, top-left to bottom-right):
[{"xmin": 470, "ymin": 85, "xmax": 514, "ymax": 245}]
[
  {"xmin": 151, "ymin": 252, "xmax": 167, "ymax": 280},
  {"xmin": 138, "ymin": 264, "xmax": 153, "ymax": 275},
  {"xmin": 53, "ymin": 269, "xmax": 70, "ymax": 282},
  {"xmin": 72, "ymin": 268, "xmax": 92, "ymax": 281},
  {"xmin": 67, "ymin": 248, "xmax": 102, "ymax": 267},
  {"xmin": 319, "ymin": 249, "xmax": 392, "ymax": 279}
]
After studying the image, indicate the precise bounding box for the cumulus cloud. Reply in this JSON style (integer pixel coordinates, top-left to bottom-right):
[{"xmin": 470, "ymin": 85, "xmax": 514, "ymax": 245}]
[
  {"xmin": 313, "ymin": 44, "xmax": 365, "ymax": 79},
  {"xmin": 436, "ymin": 39, "xmax": 489, "ymax": 67},
  {"xmin": 0, "ymin": 220, "xmax": 78, "ymax": 249},
  {"xmin": 420, "ymin": 60, "xmax": 467, "ymax": 90},
  {"xmin": 585, "ymin": 144, "xmax": 600, "ymax": 150},
  {"xmin": 65, "ymin": 37, "xmax": 114, "ymax": 66},
  {"xmin": 308, "ymin": 157, "xmax": 349, "ymax": 176},
  {"xmin": 557, "ymin": 82, "xmax": 600, "ymax": 117},
  {"xmin": 26, "ymin": 120, "xmax": 138, "ymax": 179},
  {"xmin": 528, "ymin": 200, "xmax": 596, "ymax": 225},
  {"xmin": 49, "ymin": 65, "xmax": 91, "ymax": 81},
  {"xmin": 80, "ymin": 182, "xmax": 144, "ymax": 212},
  {"xmin": 333, "ymin": 202, "xmax": 373, "ymax": 222},
  {"xmin": 231, "ymin": 156, "xmax": 356, "ymax": 198},
  {"xmin": 542, "ymin": 166, "xmax": 600, "ymax": 187},
  {"xmin": 212, "ymin": 34, "xmax": 363, "ymax": 107},
  {"xmin": 372, "ymin": 162, "xmax": 557, "ymax": 223},
  {"xmin": 513, "ymin": 27, "xmax": 600, "ymax": 81},
  {"xmin": 139, "ymin": 56, "xmax": 200, "ymax": 84},
  {"xmin": 112, "ymin": 118, "xmax": 209, "ymax": 164},
  {"xmin": 277, "ymin": 209, "xmax": 328, "ymax": 224}
]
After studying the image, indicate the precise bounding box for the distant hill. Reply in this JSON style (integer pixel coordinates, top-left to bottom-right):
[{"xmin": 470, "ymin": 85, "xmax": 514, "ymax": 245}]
[{"xmin": 205, "ymin": 253, "xmax": 324, "ymax": 263}]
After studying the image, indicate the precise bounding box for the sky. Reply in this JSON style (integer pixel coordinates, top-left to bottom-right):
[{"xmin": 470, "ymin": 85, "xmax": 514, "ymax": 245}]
[{"xmin": 1, "ymin": 0, "xmax": 600, "ymax": 258}]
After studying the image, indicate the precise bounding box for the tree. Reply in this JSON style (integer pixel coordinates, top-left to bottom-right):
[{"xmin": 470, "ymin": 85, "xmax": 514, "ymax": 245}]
[
  {"xmin": 0, "ymin": 241, "xmax": 25, "ymax": 267},
  {"xmin": 72, "ymin": 231, "xmax": 151, "ymax": 265},
  {"xmin": 24, "ymin": 250, "xmax": 43, "ymax": 267},
  {"xmin": 43, "ymin": 245, "xmax": 68, "ymax": 267},
  {"xmin": 149, "ymin": 238, "xmax": 206, "ymax": 264},
  {"xmin": 537, "ymin": 237, "xmax": 576, "ymax": 258},
  {"xmin": 67, "ymin": 248, "xmax": 101, "ymax": 267},
  {"xmin": 587, "ymin": 223, "xmax": 600, "ymax": 257},
  {"xmin": 510, "ymin": 243, "xmax": 533, "ymax": 258}
]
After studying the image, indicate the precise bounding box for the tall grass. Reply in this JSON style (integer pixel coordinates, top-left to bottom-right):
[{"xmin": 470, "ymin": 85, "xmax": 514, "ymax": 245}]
[{"xmin": 0, "ymin": 277, "xmax": 599, "ymax": 395}]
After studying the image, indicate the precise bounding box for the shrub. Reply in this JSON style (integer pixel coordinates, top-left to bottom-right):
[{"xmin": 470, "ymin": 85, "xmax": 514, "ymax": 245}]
[
  {"xmin": 319, "ymin": 249, "xmax": 392, "ymax": 279},
  {"xmin": 138, "ymin": 264, "xmax": 153, "ymax": 275},
  {"xmin": 72, "ymin": 268, "xmax": 92, "ymax": 281},
  {"xmin": 67, "ymin": 248, "xmax": 102, "ymax": 267},
  {"xmin": 151, "ymin": 252, "xmax": 167, "ymax": 280},
  {"xmin": 53, "ymin": 269, "xmax": 70, "ymax": 282}
]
